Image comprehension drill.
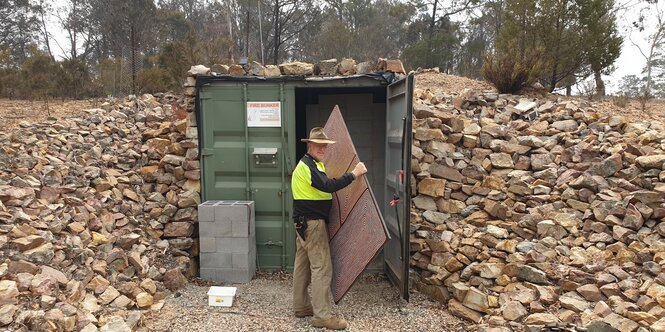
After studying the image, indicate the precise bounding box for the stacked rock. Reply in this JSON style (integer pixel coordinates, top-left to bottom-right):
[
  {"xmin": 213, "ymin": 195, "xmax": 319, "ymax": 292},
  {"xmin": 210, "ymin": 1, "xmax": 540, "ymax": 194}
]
[
  {"xmin": 409, "ymin": 86, "xmax": 665, "ymax": 332},
  {"xmin": 0, "ymin": 93, "xmax": 196, "ymax": 331}
]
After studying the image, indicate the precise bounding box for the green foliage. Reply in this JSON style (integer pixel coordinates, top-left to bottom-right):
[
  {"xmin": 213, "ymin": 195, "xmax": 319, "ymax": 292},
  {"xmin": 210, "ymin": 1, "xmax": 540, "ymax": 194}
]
[
  {"xmin": 539, "ymin": 0, "xmax": 584, "ymax": 91},
  {"xmin": 20, "ymin": 47, "xmax": 57, "ymax": 100},
  {"xmin": 579, "ymin": 0, "xmax": 623, "ymax": 73},
  {"xmin": 303, "ymin": 20, "xmax": 354, "ymax": 60},
  {"xmin": 301, "ymin": 0, "xmax": 413, "ymax": 62},
  {"xmin": 497, "ymin": 0, "xmax": 581, "ymax": 91},
  {"xmin": 137, "ymin": 67, "xmax": 172, "ymax": 94},
  {"xmin": 97, "ymin": 58, "xmax": 122, "ymax": 97},
  {"xmin": 617, "ymin": 75, "xmax": 645, "ymax": 98},
  {"xmin": 0, "ymin": 0, "xmax": 40, "ymax": 63},
  {"xmin": 482, "ymin": 47, "xmax": 544, "ymax": 94},
  {"xmin": 497, "ymin": 0, "xmax": 539, "ymax": 55},
  {"xmin": 57, "ymin": 58, "xmax": 92, "ymax": 99},
  {"xmin": 495, "ymin": 0, "xmax": 622, "ymax": 94},
  {"xmin": 0, "ymin": 48, "xmax": 19, "ymax": 98},
  {"xmin": 0, "ymin": 0, "xmax": 625, "ymax": 100},
  {"xmin": 578, "ymin": 0, "xmax": 623, "ymax": 96},
  {"xmin": 158, "ymin": 41, "xmax": 192, "ymax": 91},
  {"xmin": 403, "ymin": 30, "xmax": 459, "ymax": 71}
]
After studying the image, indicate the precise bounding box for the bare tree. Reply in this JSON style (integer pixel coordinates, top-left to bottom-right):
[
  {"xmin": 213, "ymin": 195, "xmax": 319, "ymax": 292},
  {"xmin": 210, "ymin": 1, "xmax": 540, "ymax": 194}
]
[
  {"xmin": 37, "ymin": 0, "xmax": 54, "ymax": 60},
  {"xmin": 267, "ymin": 0, "xmax": 320, "ymax": 64},
  {"xmin": 55, "ymin": 0, "xmax": 96, "ymax": 61},
  {"xmin": 631, "ymin": 2, "xmax": 665, "ymax": 100}
]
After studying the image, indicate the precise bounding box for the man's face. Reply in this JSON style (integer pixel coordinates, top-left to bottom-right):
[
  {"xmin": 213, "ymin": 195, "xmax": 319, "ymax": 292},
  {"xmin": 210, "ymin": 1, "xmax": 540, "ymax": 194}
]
[{"xmin": 308, "ymin": 142, "xmax": 328, "ymax": 161}]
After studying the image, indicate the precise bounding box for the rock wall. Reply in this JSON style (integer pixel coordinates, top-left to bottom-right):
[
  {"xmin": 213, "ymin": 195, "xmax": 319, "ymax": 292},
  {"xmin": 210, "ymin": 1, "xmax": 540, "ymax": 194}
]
[
  {"xmin": 409, "ymin": 88, "xmax": 665, "ymax": 331},
  {"xmin": 0, "ymin": 94, "xmax": 198, "ymax": 331},
  {"xmin": 196, "ymin": 58, "xmax": 406, "ymax": 77}
]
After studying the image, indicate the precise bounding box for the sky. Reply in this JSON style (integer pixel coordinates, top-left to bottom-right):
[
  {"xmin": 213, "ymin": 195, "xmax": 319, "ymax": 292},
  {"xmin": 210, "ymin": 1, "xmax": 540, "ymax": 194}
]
[
  {"xmin": 602, "ymin": 0, "xmax": 653, "ymax": 94},
  {"xmin": 45, "ymin": 0, "xmax": 655, "ymax": 95}
]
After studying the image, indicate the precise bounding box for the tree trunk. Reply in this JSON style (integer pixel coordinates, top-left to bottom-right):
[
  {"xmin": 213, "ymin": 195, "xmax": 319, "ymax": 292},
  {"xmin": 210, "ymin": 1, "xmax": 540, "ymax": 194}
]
[
  {"xmin": 566, "ymin": 85, "xmax": 571, "ymax": 96},
  {"xmin": 645, "ymin": 41, "xmax": 656, "ymax": 98},
  {"xmin": 131, "ymin": 24, "xmax": 137, "ymax": 95},
  {"xmin": 273, "ymin": 0, "xmax": 280, "ymax": 65},
  {"xmin": 549, "ymin": 64, "xmax": 558, "ymax": 93},
  {"xmin": 594, "ymin": 69, "xmax": 605, "ymax": 97},
  {"xmin": 39, "ymin": 0, "xmax": 54, "ymax": 61},
  {"xmin": 426, "ymin": 0, "xmax": 438, "ymax": 68},
  {"xmin": 226, "ymin": 3, "xmax": 234, "ymax": 63}
]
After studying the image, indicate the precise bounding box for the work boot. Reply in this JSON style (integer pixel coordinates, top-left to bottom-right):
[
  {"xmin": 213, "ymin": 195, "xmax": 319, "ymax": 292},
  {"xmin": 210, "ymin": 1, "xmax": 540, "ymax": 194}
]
[
  {"xmin": 294, "ymin": 307, "xmax": 313, "ymax": 318},
  {"xmin": 311, "ymin": 318, "xmax": 348, "ymax": 330}
]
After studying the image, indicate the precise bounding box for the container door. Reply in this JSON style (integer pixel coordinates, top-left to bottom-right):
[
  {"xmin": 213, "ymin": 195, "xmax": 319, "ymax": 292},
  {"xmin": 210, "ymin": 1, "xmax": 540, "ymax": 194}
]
[
  {"xmin": 199, "ymin": 82, "xmax": 296, "ymax": 271},
  {"xmin": 384, "ymin": 74, "xmax": 413, "ymax": 301}
]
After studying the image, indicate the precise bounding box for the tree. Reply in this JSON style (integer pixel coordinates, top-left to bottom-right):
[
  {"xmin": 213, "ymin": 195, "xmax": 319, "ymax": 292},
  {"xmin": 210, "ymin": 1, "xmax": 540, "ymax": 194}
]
[
  {"xmin": 579, "ymin": 0, "xmax": 623, "ymax": 97},
  {"xmin": 266, "ymin": 0, "xmax": 320, "ymax": 64},
  {"xmin": 55, "ymin": 0, "xmax": 95, "ymax": 61},
  {"xmin": 0, "ymin": 0, "xmax": 41, "ymax": 64},
  {"xmin": 495, "ymin": 0, "xmax": 622, "ymax": 94},
  {"xmin": 631, "ymin": 2, "xmax": 665, "ymax": 100},
  {"xmin": 537, "ymin": 0, "xmax": 583, "ymax": 92},
  {"xmin": 36, "ymin": 0, "xmax": 55, "ymax": 60},
  {"xmin": 402, "ymin": 0, "xmax": 479, "ymax": 70},
  {"xmin": 497, "ymin": 0, "xmax": 585, "ymax": 92},
  {"xmin": 456, "ymin": 0, "xmax": 504, "ymax": 78},
  {"xmin": 617, "ymin": 74, "xmax": 644, "ymax": 97},
  {"xmin": 496, "ymin": 0, "xmax": 538, "ymax": 60},
  {"xmin": 403, "ymin": 22, "xmax": 460, "ymax": 71},
  {"xmin": 86, "ymin": 0, "xmax": 157, "ymax": 94},
  {"xmin": 300, "ymin": 0, "xmax": 414, "ymax": 62}
]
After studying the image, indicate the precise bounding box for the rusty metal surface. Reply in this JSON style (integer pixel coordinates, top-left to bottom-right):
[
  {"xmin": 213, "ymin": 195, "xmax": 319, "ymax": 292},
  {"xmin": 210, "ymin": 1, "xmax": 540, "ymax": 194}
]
[{"xmin": 323, "ymin": 106, "xmax": 389, "ymax": 303}]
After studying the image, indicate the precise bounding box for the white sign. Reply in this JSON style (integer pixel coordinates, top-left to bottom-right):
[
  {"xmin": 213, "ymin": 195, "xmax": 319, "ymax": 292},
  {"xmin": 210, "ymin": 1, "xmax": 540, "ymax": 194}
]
[{"xmin": 247, "ymin": 101, "xmax": 281, "ymax": 127}]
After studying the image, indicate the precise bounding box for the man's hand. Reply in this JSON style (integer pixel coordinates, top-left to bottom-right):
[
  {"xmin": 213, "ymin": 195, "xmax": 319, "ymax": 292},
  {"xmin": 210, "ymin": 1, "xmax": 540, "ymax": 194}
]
[{"xmin": 351, "ymin": 162, "xmax": 367, "ymax": 178}]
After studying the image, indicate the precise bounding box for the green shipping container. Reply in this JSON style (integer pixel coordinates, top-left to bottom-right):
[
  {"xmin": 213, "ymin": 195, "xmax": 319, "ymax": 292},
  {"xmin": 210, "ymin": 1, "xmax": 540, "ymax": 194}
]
[{"xmin": 196, "ymin": 73, "xmax": 413, "ymax": 300}]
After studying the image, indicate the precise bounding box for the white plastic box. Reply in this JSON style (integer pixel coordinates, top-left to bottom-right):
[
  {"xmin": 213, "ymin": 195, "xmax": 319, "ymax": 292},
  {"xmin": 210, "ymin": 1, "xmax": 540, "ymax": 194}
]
[{"xmin": 207, "ymin": 286, "xmax": 237, "ymax": 307}]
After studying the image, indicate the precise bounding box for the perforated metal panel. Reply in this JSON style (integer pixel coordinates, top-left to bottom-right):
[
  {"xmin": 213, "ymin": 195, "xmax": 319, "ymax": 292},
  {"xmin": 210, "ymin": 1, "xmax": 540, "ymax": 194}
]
[{"xmin": 323, "ymin": 106, "xmax": 389, "ymax": 303}]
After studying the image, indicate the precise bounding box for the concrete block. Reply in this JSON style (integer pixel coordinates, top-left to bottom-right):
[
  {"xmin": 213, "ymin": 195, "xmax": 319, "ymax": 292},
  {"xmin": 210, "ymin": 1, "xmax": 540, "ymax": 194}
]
[
  {"xmin": 199, "ymin": 252, "xmax": 232, "ymax": 269},
  {"xmin": 198, "ymin": 201, "xmax": 256, "ymax": 283},
  {"xmin": 232, "ymin": 252, "xmax": 250, "ymax": 269},
  {"xmin": 216, "ymin": 237, "xmax": 250, "ymax": 253},
  {"xmin": 215, "ymin": 205, "xmax": 248, "ymax": 226},
  {"xmin": 199, "ymin": 237, "xmax": 215, "ymax": 252},
  {"xmin": 198, "ymin": 220, "xmax": 232, "ymax": 237},
  {"xmin": 232, "ymin": 217, "xmax": 249, "ymax": 237},
  {"xmin": 200, "ymin": 268, "xmax": 254, "ymax": 283},
  {"xmin": 198, "ymin": 202, "xmax": 216, "ymax": 222}
]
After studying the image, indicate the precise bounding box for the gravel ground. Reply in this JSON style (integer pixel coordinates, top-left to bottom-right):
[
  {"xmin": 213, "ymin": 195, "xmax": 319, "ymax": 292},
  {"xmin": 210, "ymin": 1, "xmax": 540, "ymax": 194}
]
[{"xmin": 140, "ymin": 273, "xmax": 464, "ymax": 332}]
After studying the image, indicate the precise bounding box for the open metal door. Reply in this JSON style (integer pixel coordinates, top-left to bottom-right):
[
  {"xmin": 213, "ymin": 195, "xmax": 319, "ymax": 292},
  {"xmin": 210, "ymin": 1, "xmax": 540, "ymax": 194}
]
[{"xmin": 384, "ymin": 74, "xmax": 413, "ymax": 301}]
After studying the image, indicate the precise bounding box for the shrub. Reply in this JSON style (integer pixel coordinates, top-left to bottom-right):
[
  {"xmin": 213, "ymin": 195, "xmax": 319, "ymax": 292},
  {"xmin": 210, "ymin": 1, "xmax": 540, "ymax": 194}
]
[
  {"xmin": 136, "ymin": 67, "xmax": 172, "ymax": 94},
  {"xmin": 482, "ymin": 48, "xmax": 544, "ymax": 94},
  {"xmin": 611, "ymin": 95, "xmax": 628, "ymax": 108}
]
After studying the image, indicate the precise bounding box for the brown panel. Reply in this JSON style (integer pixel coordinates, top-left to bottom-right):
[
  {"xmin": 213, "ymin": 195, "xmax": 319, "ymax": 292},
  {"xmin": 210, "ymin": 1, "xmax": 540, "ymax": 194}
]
[{"xmin": 322, "ymin": 106, "xmax": 389, "ymax": 303}]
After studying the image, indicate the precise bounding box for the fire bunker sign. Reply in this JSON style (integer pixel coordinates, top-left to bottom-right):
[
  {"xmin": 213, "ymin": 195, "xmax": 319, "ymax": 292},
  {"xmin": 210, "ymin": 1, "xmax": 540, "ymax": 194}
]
[{"xmin": 247, "ymin": 101, "xmax": 281, "ymax": 127}]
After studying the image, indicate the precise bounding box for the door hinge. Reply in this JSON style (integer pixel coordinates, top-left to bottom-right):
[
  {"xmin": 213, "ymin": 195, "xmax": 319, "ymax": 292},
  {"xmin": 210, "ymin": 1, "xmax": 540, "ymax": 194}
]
[{"xmin": 200, "ymin": 148, "xmax": 213, "ymax": 156}]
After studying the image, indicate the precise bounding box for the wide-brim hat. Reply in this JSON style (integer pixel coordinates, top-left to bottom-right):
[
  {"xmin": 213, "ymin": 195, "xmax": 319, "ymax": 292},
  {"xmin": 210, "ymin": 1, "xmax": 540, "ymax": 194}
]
[{"xmin": 301, "ymin": 127, "xmax": 336, "ymax": 144}]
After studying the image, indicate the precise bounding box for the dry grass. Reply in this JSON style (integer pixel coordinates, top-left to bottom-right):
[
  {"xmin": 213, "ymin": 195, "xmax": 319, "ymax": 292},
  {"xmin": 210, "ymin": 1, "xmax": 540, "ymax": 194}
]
[{"xmin": 0, "ymin": 99, "xmax": 96, "ymax": 132}]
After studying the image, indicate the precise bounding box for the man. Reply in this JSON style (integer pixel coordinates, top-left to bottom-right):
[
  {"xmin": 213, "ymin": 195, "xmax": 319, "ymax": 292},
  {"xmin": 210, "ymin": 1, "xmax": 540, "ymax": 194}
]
[{"xmin": 291, "ymin": 127, "xmax": 367, "ymax": 330}]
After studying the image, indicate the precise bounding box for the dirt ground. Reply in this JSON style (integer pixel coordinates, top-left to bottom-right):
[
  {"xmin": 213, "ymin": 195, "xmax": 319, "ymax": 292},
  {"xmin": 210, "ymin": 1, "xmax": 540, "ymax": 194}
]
[
  {"xmin": 413, "ymin": 71, "xmax": 665, "ymax": 124},
  {"xmin": 0, "ymin": 98, "xmax": 96, "ymax": 131},
  {"xmin": 140, "ymin": 273, "xmax": 464, "ymax": 332}
]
